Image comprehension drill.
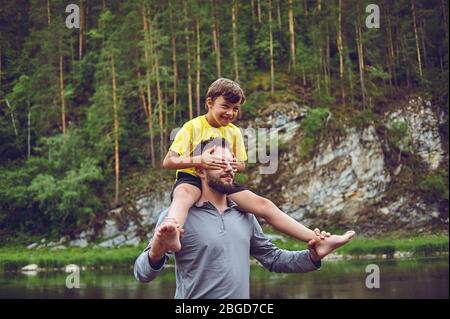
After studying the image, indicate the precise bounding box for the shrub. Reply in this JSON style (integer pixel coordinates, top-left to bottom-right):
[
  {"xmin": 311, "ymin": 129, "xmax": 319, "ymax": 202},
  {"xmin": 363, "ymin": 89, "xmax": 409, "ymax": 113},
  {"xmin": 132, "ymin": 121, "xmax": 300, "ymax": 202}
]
[
  {"xmin": 387, "ymin": 120, "xmax": 412, "ymax": 152},
  {"xmin": 420, "ymin": 169, "xmax": 449, "ymax": 202},
  {"xmin": 299, "ymin": 107, "xmax": 331, "ymax": 158}
]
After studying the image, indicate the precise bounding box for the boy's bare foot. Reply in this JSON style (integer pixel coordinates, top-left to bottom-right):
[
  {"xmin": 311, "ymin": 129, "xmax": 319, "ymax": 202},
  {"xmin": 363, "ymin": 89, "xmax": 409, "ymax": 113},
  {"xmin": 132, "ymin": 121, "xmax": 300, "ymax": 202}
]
[
  {"xmin": 314, "ymin": 230, "xmax": 355, "ymax": 259},
  {"xmin": 158, "ymin": 217, "xmax": 182, "ymax": 252}
]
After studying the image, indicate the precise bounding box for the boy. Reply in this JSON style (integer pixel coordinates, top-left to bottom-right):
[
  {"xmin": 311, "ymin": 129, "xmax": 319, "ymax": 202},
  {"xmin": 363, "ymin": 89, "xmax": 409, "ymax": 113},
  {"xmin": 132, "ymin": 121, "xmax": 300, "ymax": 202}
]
[{"xmin": 161, "ymin": 78, "xmax": 355, "ymax": 255}]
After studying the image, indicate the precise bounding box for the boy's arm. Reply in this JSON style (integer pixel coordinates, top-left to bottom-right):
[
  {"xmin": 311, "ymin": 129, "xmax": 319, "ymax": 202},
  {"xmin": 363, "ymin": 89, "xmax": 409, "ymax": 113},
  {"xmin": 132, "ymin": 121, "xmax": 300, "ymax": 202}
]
[
  {"xmin": 163, "ymin": 149, "xmax": 231, "ymax": 170},
  {"xmin": 162, "ymin": 150, "xmax": 203, "ymax": 170}
]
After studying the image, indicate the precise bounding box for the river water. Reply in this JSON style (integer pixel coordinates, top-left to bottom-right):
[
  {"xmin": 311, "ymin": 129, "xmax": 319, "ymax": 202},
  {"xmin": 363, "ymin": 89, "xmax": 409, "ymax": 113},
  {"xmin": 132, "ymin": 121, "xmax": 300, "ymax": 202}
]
[{"xmin": 0, "ymin": 257, "xmax": 447, "ymax": 299}]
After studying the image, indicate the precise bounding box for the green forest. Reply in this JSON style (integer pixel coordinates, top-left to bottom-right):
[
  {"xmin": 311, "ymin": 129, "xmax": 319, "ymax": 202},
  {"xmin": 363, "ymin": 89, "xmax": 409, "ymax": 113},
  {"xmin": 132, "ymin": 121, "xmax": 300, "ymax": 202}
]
[{"xmin": 0, "ymin": 0, "xmax": 448, "ymax": 242}]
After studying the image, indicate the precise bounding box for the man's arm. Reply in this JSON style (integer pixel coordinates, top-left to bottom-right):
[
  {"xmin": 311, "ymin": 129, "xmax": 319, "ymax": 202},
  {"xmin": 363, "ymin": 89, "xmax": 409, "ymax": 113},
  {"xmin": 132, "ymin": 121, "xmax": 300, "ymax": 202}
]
[
  {"xmin": 249, "ymin": 216, "xmax": 321, "ymax": 273},
  {"xmin": 134, "ymin": 210, "xmax": 172, "ymax": 283},
  {"xmin": 134, "ymin": 242, "xmax": 170, "ymax": 283}
]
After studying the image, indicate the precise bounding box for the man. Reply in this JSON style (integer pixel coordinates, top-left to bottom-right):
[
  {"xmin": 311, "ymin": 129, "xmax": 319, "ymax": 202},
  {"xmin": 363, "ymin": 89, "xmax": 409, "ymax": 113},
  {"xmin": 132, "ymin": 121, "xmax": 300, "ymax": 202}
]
[{"xmin": 134, "ymin": 138, "xmax": 338, "ymax": 299}]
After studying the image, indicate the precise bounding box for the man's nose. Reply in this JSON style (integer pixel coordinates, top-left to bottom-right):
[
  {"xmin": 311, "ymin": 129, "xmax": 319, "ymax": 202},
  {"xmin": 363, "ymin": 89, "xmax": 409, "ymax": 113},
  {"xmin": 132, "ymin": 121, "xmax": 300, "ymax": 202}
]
[{"xmin": 224, "ymin": 161, "xmax": 233, "ymax": 171}]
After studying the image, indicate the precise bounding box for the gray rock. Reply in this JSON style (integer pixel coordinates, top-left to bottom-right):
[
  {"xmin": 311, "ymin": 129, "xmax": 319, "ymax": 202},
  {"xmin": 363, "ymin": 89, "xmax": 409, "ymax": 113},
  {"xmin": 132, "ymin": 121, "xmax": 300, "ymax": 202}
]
[
  {"xmin": 46, "ymin": 241, "xmax": 57, "ymax": 247},
  {"xmin": 125, "ymin": 236, "xmax": 141, "ymax": 247},
  {"xmin": 99, "ymin": 239, "xmax": 114, "ymax": 248},
  {"xmin": 26, "ymin": 243, "xmax": 38, "ymax": 250},
  {"xmin": 69, "ymin": 239, "xmax": 88, "ymax": 248},
  {"xmin": 22, "ymin": 264, "xmax": 38, "ymax": 271},
  {"xmin": 112, "ymin": 235, "xmax": 126, "ymax": 246},
  {"xmin": 50, "ymin": 245, "xmax": 67, "ymax": 251},
  {"xmin": 388, "ymin": 97, "xmax": 443, "ymax": 170}
]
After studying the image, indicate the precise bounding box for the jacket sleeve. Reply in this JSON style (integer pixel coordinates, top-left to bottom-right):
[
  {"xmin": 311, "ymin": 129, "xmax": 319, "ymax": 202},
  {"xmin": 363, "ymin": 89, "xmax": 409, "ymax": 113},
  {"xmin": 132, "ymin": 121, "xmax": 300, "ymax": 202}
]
[
  {"xmin": 249, "ymin": 216, "xmax": 321, "ymax": 273},
  {"xmin": 133, "ymin": 210, "xmax": 172, "ymax": 283}
]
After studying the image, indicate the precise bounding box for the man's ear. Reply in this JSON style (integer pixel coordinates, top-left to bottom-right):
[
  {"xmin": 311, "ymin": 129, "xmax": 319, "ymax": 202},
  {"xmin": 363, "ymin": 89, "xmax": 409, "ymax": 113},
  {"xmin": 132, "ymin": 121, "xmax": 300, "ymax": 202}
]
[{"xmin": 196, "ymin": 166, "xmax": 205, "ymax": 178}]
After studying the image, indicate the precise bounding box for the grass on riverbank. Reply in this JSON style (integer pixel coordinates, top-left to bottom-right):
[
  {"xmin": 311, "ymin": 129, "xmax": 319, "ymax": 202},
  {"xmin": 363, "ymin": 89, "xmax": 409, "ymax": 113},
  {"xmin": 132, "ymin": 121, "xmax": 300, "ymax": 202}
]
[
  {"xmin": 0, "ymin": 234, "xmax": 448, "ymax": 271},
  {"xmin": 270, "ymin": 232, "xmax": 449, "ymax": 257},
  {"xmin": 0, "ymin": 244, "xmax": 149, "ymax": 272}
]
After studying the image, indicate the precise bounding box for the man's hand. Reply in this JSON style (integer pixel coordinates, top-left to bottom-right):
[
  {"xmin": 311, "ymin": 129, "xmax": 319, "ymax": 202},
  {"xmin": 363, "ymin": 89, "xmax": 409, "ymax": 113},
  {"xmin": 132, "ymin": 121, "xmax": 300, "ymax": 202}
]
[
  {"xmin": 313, "ymin": 228, "xmax": 331, "ymax": 240},
  {"xmin": 307, "ymin": 238, "xmax": 321, "ymax": 263}
]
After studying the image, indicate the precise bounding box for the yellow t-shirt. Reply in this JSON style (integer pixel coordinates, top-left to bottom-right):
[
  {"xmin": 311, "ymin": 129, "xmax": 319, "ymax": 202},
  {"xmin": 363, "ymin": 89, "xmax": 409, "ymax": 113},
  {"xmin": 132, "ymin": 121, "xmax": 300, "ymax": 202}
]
[{"xmin": 169, "ymin": 115, "xmax": 247, "ymax": 177}]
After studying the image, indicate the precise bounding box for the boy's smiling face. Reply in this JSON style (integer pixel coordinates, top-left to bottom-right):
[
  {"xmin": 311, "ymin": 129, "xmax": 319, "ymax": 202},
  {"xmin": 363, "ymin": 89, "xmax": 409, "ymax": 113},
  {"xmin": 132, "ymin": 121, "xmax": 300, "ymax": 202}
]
[{"xmin": 206, "ymin": 95, "xmax": 241, "ymax": 127}]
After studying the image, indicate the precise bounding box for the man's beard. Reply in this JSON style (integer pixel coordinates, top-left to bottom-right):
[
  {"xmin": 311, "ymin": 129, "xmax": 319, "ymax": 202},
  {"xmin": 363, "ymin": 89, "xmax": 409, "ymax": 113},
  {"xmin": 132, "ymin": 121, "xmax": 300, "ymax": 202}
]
[{"xmin": 206, "ymin": 172, "xmax": 234, "ymax": 194}]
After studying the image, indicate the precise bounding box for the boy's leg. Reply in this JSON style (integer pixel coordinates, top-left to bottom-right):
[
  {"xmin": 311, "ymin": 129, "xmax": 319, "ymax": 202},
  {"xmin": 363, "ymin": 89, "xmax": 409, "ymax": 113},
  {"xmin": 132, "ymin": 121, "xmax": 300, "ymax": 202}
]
[
  {"xmin": 228, "ymin": 190, "xmax": 355, "ymax": 257},
  {"xmin": 228, "ymin": 190, "xmax": 317, "ymax": 241},
  {"xmin": 164, "ymin": 183, "xmax": 202, "ymax": 252}
]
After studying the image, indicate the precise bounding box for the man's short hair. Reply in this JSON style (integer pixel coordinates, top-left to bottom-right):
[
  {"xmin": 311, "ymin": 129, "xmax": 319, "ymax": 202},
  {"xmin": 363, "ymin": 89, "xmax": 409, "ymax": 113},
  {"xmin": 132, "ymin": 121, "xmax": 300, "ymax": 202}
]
[
  {"xmin": 206, "ymin": 78, "xmax": 246, "ymax": 108},
  {"xmin": 192, "ymin": 137, "xmax": 231, "ymax": 157}
]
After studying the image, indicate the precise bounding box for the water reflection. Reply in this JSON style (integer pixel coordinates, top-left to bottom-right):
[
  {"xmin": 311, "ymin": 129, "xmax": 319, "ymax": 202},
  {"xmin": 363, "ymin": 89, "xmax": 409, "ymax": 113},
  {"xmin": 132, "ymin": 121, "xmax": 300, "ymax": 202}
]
[{"xmin": 0, "ymin": 257, "xmax": 447, "ymax": 299}]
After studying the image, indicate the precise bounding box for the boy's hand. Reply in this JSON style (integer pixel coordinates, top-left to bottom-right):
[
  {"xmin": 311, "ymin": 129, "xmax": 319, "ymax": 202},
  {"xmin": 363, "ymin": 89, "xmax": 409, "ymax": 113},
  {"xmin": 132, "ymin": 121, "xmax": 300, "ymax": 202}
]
[
  {"xmin": 230, "ymin": 156, "xmax": 239, "ymax": 173},
  {"xmin": 314, "ymin": 228, "xmax": 331, "ymax": 240},
  {"xmin": 201, "ymin": 146, "xmax": 228, "ymax": 170}
]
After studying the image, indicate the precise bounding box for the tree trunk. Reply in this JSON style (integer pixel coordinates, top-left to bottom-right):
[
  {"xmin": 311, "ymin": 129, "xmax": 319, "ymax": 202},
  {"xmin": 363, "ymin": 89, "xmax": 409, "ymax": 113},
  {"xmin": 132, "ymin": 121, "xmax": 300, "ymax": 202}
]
[
  {"xmin": 79, "ymin": 0, "xmax": 85, "ymax": 60},
  {"xmin": 110, "ymin": 53, "xmax": 120, "ymax": 206},
  {"xmin": 154, "ymin": 45, "xmax": 164, "ymax": 165},
  {"xmin": 211, "ymin": 0, "xmax": 222, "ymax": 77},
  {"xmin": 337, "ymin": 0, "xmax": 345, "ymax": 104},
  {"xmin": 441, "ymin": 0, "xmax": 448, "ymax": 41},
  {"xmin": 196, "ymin": 18, "xmax": 201, "ymax": 116},
  {"xmin": 164, "ymin": 79, "xmax": 169, "ymax": 153},
  {"xmin": 47, "ymin": 0, "xmax": 51, "ymax": 25},
  {"xmin": 411, "ymin": 0, "xmax": 423, "ymax": 80},
  {"xmin": 0, "ymin": 45, "xmax": 2, "ymax": 93},
  {"xmin": 385, "ymin": 4, "xmax": 397, "ymax": 87},
  {"xmin": 136, "ymin": 69, "xmax": 148, "ymax": 118},
  {"xmin": 288, "ymin": 0, "xmax": 296, "ymax": 71},
  {"xmin": 348, "ymin": 62, "xmax": 354, "ymax": 105},
  {"xmin": 304, "ymin": 0, "xmax": 308, "ymax": 17},
  {"xmin": 28, "ymin": 110, "xmax": 31, "ymax": 159},
  {"xmin": 420, "ymin": 19, "xmax": 427, "ymax": 66},
  {"xmin": 59, "ymin": 55, "xmax": 66, "ymax": 133},
  {"xmin": 400, "ymin": 36, "xmax": 411, "ymax": 88},
  {"xmin": 70, "ymin": 34, "xmax": 75, "ymax": 67},
  {"xmin": 276, "ymin": 0, "xmax": 282, "ymax": 31},
  {"xmin": 169, "ymin": 0, "xmax": 178, "ymax": 124},
  {"xmin": 142, "ymin": 5, "xmax": 155, "ymax": 167},
  {"xmin": 184, "ymin": 0, "xmax": 193, "ymax": 119},
  {"xmin": 251, "ymin": 0, "xmax": 256, "ymax": 38},
  {"xmin": 5, "ymin": 99, "xmax": 18, "ymax": 137},
  {"xmin": 325, "ymin": 26, "xmax": 331, "ymax": 95},
  {"xmin": 232, "ymin": 0, "xmax": 239, "ymax": 81},
  {"xmin": 269, "ymin": 0, "xmax": 274, "ymax": 94},
  {"xmin": 257, "ymin": 0, "xmax": 262, "ymax": 24},
  {"xmin": 319, "ymin": 47, "xmax": 324, "ymax": 92},
  {"xmin": 355, "ymin": 23, "xmax": 366, "ymax": 109}
]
